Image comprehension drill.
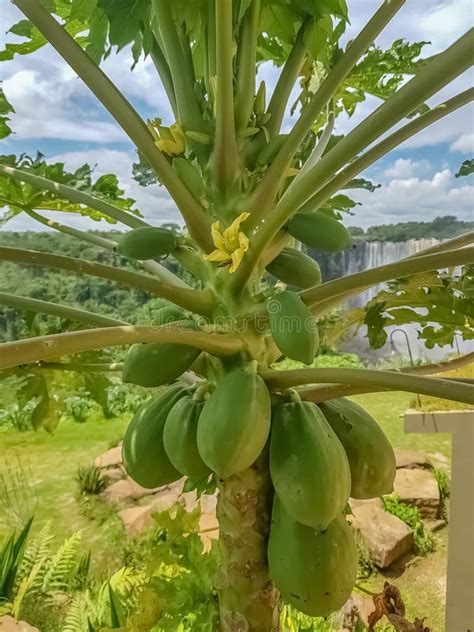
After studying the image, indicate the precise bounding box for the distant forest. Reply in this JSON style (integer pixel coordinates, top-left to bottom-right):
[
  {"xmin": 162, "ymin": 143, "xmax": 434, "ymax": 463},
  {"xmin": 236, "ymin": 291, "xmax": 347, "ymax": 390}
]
[{"xmin": 349, "ymin": 215, "xmax": 473, "ymax": 241}]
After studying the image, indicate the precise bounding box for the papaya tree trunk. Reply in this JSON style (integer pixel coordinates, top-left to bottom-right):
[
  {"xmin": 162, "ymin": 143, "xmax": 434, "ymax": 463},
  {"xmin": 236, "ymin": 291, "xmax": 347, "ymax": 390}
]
[{"xmin": 216, "ymin": 450, "xmax": 280, "ymax": 631}]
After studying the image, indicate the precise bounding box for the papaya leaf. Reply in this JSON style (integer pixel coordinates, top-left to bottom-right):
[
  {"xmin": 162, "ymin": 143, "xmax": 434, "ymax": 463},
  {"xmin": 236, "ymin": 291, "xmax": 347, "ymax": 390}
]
[
  {"xmin": 455, "ymin": 158, "xmax": 474, "ymax": 178},
  {"xmin": 0, "ymin": 153, "xmax": 140, "ymax": 225},
  {"xmin": 345, "ymin": 177, "xmax": 381, "ymax": 192},
  {"xmin": 0, "ymin": 89, "xmax": 14, "ymax": 140},
  {"xmin": 346, "ymin": 267, "xmax": 474, "ymax": 350}
]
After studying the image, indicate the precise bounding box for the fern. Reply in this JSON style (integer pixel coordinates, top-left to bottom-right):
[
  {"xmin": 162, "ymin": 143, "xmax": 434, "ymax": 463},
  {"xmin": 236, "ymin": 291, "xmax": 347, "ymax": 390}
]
[
  {"xmin": 15, "ymin": 521, "xmax": 53, "ymax": 587},
  {"xmin": 63, "ymin": 594, "xmax": 90, "ymax": 632},
  {"xmin": 40, "ymin": 530, "xmax": 83, "ymax": 593}
]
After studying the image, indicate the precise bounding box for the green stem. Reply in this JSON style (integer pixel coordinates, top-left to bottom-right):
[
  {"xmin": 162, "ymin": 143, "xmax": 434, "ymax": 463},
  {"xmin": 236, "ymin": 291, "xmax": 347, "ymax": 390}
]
[
  {"xmin": 235, "ymin": 0, "xmax": 261, "ymax": 131},
  {"xmin": 214, "ymin": 0, "xmax": 239, "ymax": 194},
  {"xmin": 151, "ymin": 0, "xmax": 204, "ymax": 131},
  {"xmin": 298, "ymin": 352, "xmax": 474, "ymax": 402},
  {"xmin": 207, "ymin": 0, "xmax": 217, "ymax": 80},
  {"xmin": 12, "ymin": 0, "xmax": 213, "ymax": 252},
  {"xmin": 23, "ymin": 206, "xmax": 189, "ymax": 287},
  {"xmin": 248, "ymin": 0, "xmax": 406, "ymax": 227},
  {"xmin": 260, "ymin": 368, "xmax": 474, "ymax": 406},
  {"xmin": 266, "ymin": 19, "xmax": 308, "ymax": 138},
  {"xmin": 24, "ymin": 208, "xmax": 117, "ymax": 250},
  {"xmin": 0, "ymin": 325, "xmax": 244, "ymax": 370},
  {"xmin": 150, "ymin": 39, "xmax": 178, "ymax": 120},
  {"xmin": 238, "ymin": 30, "xmax": 474, "ymax": 288},
  {"xmin": 0, "ymin": 247, "xmax": 215, "ymax": 314},
  {"xmin": 0, "ymin": 292, "xmax": 127, "ymax": 328},
  {"xmin": 217, "ymin": 449, "xmax": 280, "ymax": 630},
  {"xmin": 301, "ymin": 246, "xmax": 474, "ymax": 307},
  {"xmin": 36, "ymin": 361, "xmax": 123, "ymax": 372},
  {"xmin": 299, "ymin": 89, "xmax": 474, "ymax": 213},
  {"xmin": 279, "ymin": 29, "xmax": 473, "ymax": 218},
  {"xmin": 0, "ymin": 163, "xmax": 148, "ymax": 229}
]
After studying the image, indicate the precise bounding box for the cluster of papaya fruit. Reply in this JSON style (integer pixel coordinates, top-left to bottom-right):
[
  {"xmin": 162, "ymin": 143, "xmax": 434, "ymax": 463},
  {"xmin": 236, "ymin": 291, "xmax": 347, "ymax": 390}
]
[{"xmin": 122, "ymin": 362, "xmax": 395, "ymax": 618}]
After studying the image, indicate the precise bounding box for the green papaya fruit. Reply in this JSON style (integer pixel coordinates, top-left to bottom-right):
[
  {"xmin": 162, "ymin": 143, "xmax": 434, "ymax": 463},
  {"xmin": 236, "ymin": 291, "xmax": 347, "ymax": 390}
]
[
  {"xmin": 197, "ymin": 370, "xmax": 271, "ymax": 478},
  {"xmin": 268, "ymin": 498, "xmax": 358, "ymax": 618},
  {"xmin": 122, "ymin": 342, "xmax": 200, "ymax": 388},
  {"xmin": 117, "ymin": 226, "xmax": 177, "ymax": 260},
  {"xmin": 163, "ymin": 395, "xmax": 210, "ymax": 479},
  {"xmin": 287, "ymin": 212, "xmax": 353, "ymax": 252},
  {"xmin": 319, "ymin": 398, "xmax": 396, "ymax": 499},
  {"xmin": 122, "ymin": 384, "xmax": 187, "ymax": 488},
  {"xmin": 267, "ymin": 290, "xmax": 319, "ymax": 364},
  {"xmin": 266, "ymin": 248, "xmax": 322, "ymax": 289},
  {"xmin": 154, "ymin": 305, "xmax": 185, "ymax": 325},
  {"xmin": 270, "ymin": 400, "xmax": 351, "ymax": 529}
]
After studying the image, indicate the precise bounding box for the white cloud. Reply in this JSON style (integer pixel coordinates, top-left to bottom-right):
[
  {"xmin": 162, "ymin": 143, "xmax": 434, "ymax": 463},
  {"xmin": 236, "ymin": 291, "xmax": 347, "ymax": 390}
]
[
  {"xmin": 384, "ymin": 158, "xmax": 430, "ymax": 179},
  {"xmin": 3, "ymin": 69, "xmax": 125, "ymax": 142},
  {"xmin": 450, "ymin": 132, "xmax": 474, "ymax": 153},
  {"xmin": 351, "ymin": 168, "xmax": 474, "ymax": 227}
]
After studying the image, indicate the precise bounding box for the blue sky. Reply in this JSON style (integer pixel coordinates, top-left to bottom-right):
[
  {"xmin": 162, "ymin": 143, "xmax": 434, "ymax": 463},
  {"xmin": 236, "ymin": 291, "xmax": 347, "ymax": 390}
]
[{"xmin": 1, "ymin": 0, "xmax": 473, "ymax": 231}]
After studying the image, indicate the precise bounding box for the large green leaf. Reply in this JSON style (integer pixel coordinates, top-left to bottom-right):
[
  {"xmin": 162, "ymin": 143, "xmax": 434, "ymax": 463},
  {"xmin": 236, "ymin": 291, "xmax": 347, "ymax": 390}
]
[{"xmin": 328, "ymin": 267, "xmax": 474, "ymax": 350}]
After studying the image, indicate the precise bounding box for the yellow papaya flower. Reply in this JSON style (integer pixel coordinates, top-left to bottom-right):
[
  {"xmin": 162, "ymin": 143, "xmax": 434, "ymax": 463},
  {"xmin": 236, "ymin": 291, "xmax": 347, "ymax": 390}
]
[
  {"xmin": 204, "ymin": 212, "xmax": 251, "ymax": 273},
  {"xmin": 147, "ymin": 118, "xmax": 185, "ymax": 156}
]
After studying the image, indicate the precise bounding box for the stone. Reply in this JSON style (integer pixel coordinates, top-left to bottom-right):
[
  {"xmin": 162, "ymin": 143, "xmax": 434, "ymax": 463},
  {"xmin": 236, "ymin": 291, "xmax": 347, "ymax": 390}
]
[
  {"xmin": 424, "ymin": 518, "xmax": 446, "ymax": 532},
  {"xmin": 349, "ymin": 501, "xmax": 413, "ymax": 568},
  {"xmin": 349, "ymin": 497, "xmax": 383, "ymax": 511},
  {"xmin": 394, "ymin": 449, "xmax": 432, "ymax": 470},
  {"xmin": 103, "ymin": 478, "xmax": 158, "ymax": 504},
  {"xmin": 0, "ymin": 617, "xmax": 39, "ymax": 632},
  {"xmin": 119, "ymin": 504, "xmax": 156, "ymax": 536},
  {"xmin": 103, "ymin": 467, "xmax": 125, "ymax": 482},
  {"xmin": 95, "ymin": 446, "xmax": 122, "ymax": 469},
  {"xmin": 394, "ymin": 468, "xmax": 441, "ymax": 519},
  {"xmin": 339, "ymin": 594, "xmax": 374, "ymax": 630}
]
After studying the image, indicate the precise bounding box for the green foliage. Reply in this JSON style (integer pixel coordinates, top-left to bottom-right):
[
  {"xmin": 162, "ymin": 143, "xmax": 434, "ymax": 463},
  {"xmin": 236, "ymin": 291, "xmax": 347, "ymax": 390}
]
[
  {"xmin": 275, "ymin": 351, "xmax": 365, "ymax": 371},
  {"xmin": 0, "ymin": 153, "xmax": 138, "ymax": 225},
  {"xmin": 383, "ymin": 496, "xmax": 435, "ymax": 556},
  {"xmin": 329, "ymin": 266, "xmax": 474, "ymax": 350},
  {"xmin": 455, "ymin": 158, "xmax": 474, "ymax": 178},
  {"xmin": 0, "ymin": 88, "xmax": 14, "ymax": 139},
  {"xmin": 0, "ymin": 518, "xmax": 33, "ymax": 608},
  {"xmin": 76, "ymin": 464, "xmax": 108, "ymax": 496},
  {"xmin": 434, "ymin": 469, "xmax": 450, "ymax": 501},
  {"xmin": 350, "ymin": 215, "xmax": 474, "ymax": 242}
]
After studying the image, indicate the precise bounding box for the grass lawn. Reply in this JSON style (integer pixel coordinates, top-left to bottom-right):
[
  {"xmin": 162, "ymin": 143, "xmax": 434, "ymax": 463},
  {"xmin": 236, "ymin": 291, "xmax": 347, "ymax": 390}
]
[
  {"xmin": 0, "ymin": 390, "xmax": 453, "ymax": 627},
  {"xmin": 0, "ymin": 412, "xmax": 130, "ymax": 575}
]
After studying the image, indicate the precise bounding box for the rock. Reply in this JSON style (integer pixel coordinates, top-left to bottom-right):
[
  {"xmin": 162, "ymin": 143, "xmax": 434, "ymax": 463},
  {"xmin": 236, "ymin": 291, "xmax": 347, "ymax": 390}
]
[
  {"xmin": 95, "ymin": 446, "xmax": 122, "ymax": 469},
  {"xmin": 0, "ymin": 617, "xmax": 39, "ymax": 632},
  {"xmin": 119, "ymin": 504, "xmax": 156, "ymax": 536},
  {"xmin": 349, "ymin": 501, "xmax": 413, "ymax": 568},
  {"xmin": 395, "ymin": 449, "xmax": 432, "ymax": 470},
  {"xmin": 349, "ymin": 497, "xmax": 383, "ymax": 511},
  {"xmin": 103, "ymin": 467, "xmax": 125, "ymax": 482},
  {"xmin": 394, "ymin": 468, "xmax": 441, "ymax": 519},
  {"xmin": 339, "ymin": 594, "xmax": 374, "ymax": 629},
  {"xmin": 424, "ymin": 518, "xmax": 446, "ymax": 532},
  {"xmin": 103, "ymin": 478, "xmax": 159, "ymax": 504}
]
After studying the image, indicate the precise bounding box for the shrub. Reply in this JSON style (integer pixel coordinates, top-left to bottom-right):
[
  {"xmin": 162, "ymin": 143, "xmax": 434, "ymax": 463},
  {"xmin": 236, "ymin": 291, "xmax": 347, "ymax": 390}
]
[
  {"xmin": 383, "ymin": 496, "xmax": 435, "ymax": 556},
  {"xmin": 76, "ymin": 464, "xmax": 107, "ymax": 496}
]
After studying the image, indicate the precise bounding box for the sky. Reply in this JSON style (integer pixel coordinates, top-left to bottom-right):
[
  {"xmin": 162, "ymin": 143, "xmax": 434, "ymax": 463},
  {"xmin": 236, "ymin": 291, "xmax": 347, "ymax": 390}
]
[{"xmin": 0, "ymin": 0, "xmax": 473, "ymax": 232}]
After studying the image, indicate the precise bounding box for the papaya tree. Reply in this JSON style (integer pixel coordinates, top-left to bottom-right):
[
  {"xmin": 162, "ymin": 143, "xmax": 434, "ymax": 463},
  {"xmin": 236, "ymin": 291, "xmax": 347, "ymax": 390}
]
[{"xmin": 0, "ymin": 0, "xmax": 473, "ymax": 628}]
